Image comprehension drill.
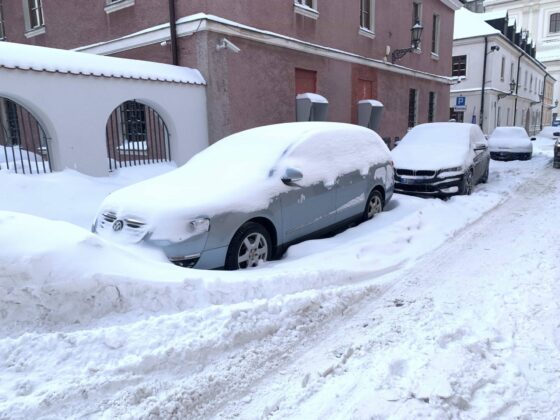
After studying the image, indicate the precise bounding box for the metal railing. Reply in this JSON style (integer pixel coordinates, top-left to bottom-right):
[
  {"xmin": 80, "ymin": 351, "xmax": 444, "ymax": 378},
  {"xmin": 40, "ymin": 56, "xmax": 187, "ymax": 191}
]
[
  {"xmin": 106, "ymin": 100, "xmax": 171, "ymax": 171},
  {"xmin": 0, "ymin": 97, "xmax": 51, "ymax": 174}
]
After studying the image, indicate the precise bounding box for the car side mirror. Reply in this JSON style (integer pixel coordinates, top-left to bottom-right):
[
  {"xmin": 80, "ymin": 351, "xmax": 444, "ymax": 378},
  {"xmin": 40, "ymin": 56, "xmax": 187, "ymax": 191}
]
[
  {"xmin": 281, "ymin": 167, "xmax": 303, "ymax": 185},
  {"xmin": 530, "ymin": 137, "xmax": 536, "ymax": 141}
]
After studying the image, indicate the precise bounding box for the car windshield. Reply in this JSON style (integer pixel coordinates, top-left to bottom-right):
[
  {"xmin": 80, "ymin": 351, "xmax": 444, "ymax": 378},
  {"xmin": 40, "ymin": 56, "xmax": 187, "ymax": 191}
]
[{"xmin": 491, "ymin": 127, "xmax": 528, "ymax": 138}]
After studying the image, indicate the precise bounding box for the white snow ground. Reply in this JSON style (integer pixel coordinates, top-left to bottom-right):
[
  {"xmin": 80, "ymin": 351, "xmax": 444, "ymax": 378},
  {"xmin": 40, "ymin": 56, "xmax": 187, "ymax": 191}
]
[{"xmin": 0, "ymin": 137, "xmax": 558, "ymax": 419}]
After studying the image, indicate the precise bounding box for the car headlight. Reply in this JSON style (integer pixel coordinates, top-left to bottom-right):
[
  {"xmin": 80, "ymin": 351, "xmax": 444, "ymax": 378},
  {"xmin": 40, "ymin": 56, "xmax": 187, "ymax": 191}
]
[
  {"xmin": 188, "ymin": 218, "xmax": 210, "ymax": 234},
  {"xmin": 440, "ymin": 166, "xmax": 463, "ymax": 173}
]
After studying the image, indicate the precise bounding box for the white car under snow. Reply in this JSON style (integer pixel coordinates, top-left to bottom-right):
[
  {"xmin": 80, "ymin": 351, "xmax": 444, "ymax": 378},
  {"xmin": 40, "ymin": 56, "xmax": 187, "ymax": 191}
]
[{"xmin": 488, "ymin": 126, "xmax": 534, "ymax": 161}]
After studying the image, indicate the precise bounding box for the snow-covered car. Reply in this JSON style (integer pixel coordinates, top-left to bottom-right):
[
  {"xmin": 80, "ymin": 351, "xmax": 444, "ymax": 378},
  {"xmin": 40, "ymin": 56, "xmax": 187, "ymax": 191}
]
[
  {"xmin": 554, "ymin": 132, "xmax": 560, "ymax": 169},
  {"xmin": 392, "ymin": 122, "xmax": 490, "ymax": 197},
  {"xmin": 93, "ymin": 122, "xmax": 394, "ymax": 270},
  {"xmin": 488, "ymin": 126, "xmax": 534, "ymax": 161},
  {"xmin": 540, "ymin": 126, "xmax": 560, "ymax": 139}
]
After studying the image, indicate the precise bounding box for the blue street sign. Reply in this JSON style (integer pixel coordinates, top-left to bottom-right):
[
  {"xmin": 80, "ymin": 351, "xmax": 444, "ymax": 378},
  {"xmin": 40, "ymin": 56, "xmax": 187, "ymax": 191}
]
[{"xmin": 456, "ymin": 96, "xmax": 466, "ymax": 107}]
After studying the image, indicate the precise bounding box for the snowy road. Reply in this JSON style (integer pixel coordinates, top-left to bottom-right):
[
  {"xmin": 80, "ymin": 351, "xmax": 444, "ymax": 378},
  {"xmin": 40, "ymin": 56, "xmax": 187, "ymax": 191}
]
[
  {"xmin": 211, "ymin": 163, "xmax": 560, "ymax": 419},
  {"xmin": 1, "ymin": 140, "xmax": 559, "ymax": 419}
]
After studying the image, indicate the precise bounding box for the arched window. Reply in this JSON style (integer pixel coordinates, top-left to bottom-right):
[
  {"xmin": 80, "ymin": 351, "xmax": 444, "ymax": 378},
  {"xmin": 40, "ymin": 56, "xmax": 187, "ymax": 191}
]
[
  {"xmin": 0, "ymin": 97, "xmax": 51, "ymax": 174},
  {"xmin": 550, "ymin": 13, "xmax": 560, "ymax": 33},
  {"xmin": 105, "ymin": 100, "xmax": 170, "ymax": 171}
]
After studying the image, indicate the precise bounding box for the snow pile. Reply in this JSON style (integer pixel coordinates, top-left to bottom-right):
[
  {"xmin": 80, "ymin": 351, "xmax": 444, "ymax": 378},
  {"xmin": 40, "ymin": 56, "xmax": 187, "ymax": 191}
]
[
  {"xmin": 0, "ymin": 136, "xmax": 557, "ymax": 418},
  {"xmin": 0, "ymin": 41, "xmax": 205, "ymax": 85}
]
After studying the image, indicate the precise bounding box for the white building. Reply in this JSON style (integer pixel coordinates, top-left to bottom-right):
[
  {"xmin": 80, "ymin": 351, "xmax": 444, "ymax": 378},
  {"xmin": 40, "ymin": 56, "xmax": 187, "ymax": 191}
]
[
  {"xmin": 483, "ymin": 0, "xmax": 560, "ymax": 119},
  {"xmin": 451, "ymin": 8, "xmax": 554, "ymax": 134}
]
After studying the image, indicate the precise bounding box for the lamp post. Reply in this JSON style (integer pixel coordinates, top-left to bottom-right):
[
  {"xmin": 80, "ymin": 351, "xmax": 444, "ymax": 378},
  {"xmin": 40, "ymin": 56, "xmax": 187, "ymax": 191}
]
[
  {"xmin": 497, "ymin": 80, "xmax": 517, "ymax": 101},
  {"xmin": 391, "ymin": 20, "xmax": 424, "ymax": 63}
]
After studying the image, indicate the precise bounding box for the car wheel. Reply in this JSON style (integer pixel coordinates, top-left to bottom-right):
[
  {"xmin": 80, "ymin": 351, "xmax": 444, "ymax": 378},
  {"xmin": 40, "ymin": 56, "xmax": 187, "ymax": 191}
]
[
  {"xmin": 225, "ymin": 222, "xmax": 272, "ymax": 270},
  {"xmin": 363, "ymin": 189, "xmax": 384, "ymax": 221},
  {"xmin": 480, "ymin": 164, "xmax": 489, "ymax": 184},
  {"xmin": 460, "ymin": 169, "xmax": 474, "ymax": 195}
]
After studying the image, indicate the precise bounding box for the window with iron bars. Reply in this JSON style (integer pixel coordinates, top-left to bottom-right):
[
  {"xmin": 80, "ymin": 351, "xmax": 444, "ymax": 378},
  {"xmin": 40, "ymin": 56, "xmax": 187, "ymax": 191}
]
[
  {"xmin": 408, "ymin": 88, "xmax": 418, "ymax": 128},
  {"xmin": 5, "ymin": 100, "xmax": 21, "ymax": 145},
  {"xmin": 121, "ymin": 101, "xmax": 147, "ymax": 143}
]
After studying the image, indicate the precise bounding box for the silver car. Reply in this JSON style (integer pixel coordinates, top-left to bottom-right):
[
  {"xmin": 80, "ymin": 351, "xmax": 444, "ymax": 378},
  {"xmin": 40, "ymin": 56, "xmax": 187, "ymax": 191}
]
[{"xmin": 93, "ymin": 122, "xmax": 394, "ymax": 270}]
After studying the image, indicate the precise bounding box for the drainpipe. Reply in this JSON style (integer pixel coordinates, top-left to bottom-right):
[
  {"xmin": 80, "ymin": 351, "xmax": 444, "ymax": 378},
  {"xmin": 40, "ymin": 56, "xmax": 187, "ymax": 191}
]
[
  {"xmin": 513, "ymin": 52, "xmax": 522, "ymax": 125},
  {"xmin": 540, "ymin": 73, "xmax": 547, "ymax": 131},
  {"xmin": 480, "ymin": 37, "xmax": 488, "ymax": 131},
  {"xmin": 168, "ymin": 0, "xmax": 179, "ymax": 65}
]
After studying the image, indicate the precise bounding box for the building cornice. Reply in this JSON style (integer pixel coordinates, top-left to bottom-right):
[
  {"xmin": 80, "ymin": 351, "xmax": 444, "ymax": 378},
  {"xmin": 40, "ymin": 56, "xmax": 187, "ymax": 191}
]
[
  {"xmin": 75, "ymin": 13, "xmax": 454, "ymax": 85},
  {"xmin": 440, "ymin": 0, "xmax": 463, "ymax": 11}
]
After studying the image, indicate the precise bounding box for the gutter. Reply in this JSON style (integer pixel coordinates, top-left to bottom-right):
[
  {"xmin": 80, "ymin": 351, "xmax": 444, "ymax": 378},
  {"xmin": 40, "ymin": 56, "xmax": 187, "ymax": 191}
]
[
  {"xmin": 168, "ymin": 0, "xmax": 179, "ymax": 65},
  {"xmin": 480, "ymin": 36, "xmax": 488, "ymax": 131},
  {"xmin": 513, "ymin": 51, "xmax": 522, "ymax": 125},
  {"xmin": 541, "ymin": 73, "xmax": 547, "ymax": 130}
]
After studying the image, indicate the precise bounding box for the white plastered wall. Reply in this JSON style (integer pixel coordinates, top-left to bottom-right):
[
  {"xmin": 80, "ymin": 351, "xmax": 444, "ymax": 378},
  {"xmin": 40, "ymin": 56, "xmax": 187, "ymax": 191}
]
[{"xmin": 0, "ymin": 68, "xmax": 208, "ymax": 176}]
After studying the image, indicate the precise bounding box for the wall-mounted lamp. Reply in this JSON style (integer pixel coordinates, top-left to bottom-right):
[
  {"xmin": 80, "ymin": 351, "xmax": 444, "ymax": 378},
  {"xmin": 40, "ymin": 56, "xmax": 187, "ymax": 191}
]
[
  {"xmin": 498, "ymin": 80, "xmax": 516, "ymax": 100},
  {"xmin": 391, "ymin": 19, "xmax": 424, "ymax": 63}
]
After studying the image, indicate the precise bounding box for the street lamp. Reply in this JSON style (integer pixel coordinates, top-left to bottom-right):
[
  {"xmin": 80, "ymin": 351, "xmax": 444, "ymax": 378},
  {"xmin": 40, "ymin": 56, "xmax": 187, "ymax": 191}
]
[
  {"xmin": 391, "ymin": 19, "xmax": 424, "ymax": 63},
  {"xmin": 497, "ymin": 80, "xmax": 517, "ymax": 100}
]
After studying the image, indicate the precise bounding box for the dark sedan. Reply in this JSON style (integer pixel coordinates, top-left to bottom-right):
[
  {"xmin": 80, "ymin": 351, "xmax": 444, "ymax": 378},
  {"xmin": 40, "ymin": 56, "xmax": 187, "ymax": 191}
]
[{"xmin": 392, "ymin": 123, "xmax": 490, "ymax": 197}]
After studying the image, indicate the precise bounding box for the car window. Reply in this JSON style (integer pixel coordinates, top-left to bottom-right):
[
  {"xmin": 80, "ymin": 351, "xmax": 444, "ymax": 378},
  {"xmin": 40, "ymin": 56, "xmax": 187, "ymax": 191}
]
[{"xmin": 278, "ymin": 129, "xmax": 388, "ymax": 187}]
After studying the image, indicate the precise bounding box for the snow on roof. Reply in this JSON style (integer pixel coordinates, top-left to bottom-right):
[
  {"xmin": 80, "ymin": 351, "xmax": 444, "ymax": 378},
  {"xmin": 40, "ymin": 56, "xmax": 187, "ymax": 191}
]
[
  {"xmin": 480, "ymin": 10, "xmax": 507, "ymax": 21},
  {"xmin": 454, "ymin": 8, "xmax": 501, "ymax": 40},
  {"xmin": 0, "ymin": 41, "xmax": 206, "ymax": 85}
]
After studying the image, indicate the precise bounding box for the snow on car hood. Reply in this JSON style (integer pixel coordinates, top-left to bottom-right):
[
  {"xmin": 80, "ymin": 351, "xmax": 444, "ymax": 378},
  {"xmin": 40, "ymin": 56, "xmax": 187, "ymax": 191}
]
[
  {"xmin": 391, "ymin": 123, "xmax": 477, "ymax": 171},
  {"xmin": 488, "ymin": 127, "xmax": 532, "ymax": 152},
  {"xmin": 98, "ymin": 122, "xmax": 390, "ymax": 226}
]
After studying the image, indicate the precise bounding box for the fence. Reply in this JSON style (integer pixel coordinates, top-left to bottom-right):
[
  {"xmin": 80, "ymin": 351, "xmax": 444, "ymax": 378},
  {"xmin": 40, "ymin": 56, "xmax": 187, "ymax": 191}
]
[
  {"xmin": 0, "ymin": 97, "xmax": 51, "ymax": 174},
  {"xmin": 105, "ymin": 100, "xmax": 171, "ymax": 171}
]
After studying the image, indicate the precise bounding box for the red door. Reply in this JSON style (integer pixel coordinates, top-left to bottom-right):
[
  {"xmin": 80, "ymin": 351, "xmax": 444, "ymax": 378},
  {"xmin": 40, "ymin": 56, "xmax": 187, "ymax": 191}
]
[{"xmin": 295, "ymin": 68, "xmax": 317, "ymax": 94}]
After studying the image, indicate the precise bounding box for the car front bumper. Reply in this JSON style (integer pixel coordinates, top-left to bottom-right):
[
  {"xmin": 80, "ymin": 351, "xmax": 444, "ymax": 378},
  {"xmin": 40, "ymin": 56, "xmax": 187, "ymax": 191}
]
[
  {"xmin": 394, "ymin": 173, "xmax": 463, "ymax": 197},
  {"xmin": 490, "ymin": 151, "xmax": 531, "ymax": 161}
]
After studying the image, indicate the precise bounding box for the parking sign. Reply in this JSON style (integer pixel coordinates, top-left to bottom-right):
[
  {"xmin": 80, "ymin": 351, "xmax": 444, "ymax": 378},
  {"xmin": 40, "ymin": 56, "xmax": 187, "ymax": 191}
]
[{"xmin": 455, "ymin": 96, "xmax": 467, "ymax": 111}]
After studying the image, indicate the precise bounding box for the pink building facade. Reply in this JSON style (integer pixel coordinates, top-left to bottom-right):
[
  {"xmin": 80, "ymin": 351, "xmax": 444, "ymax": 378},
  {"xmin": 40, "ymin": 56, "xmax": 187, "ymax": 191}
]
[{"xmin": 1, "ymin": 0, "xmax": 462, "ymax": 144}]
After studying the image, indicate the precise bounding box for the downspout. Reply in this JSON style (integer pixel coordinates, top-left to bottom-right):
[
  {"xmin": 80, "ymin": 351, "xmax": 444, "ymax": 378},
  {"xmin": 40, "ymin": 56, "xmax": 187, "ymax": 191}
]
[
  {"xmin": 480, "ymin": 37, "xmax": 488, "ymax": 131},
  {"xmin": 168, "ymin": 0, "xmax": 179, "ymax": 65},
  {"xmin": 540, "ymin": 73, "xmax": 547, "ymax": 131},
  {"xmin": 513, "ymin": 52, "xmax": 522, "ymax": 125}
]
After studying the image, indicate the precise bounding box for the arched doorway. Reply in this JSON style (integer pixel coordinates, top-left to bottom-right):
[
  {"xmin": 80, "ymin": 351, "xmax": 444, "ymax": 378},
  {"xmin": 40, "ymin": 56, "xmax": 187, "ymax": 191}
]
[
  {"xmin": 105, "ymin": 100, "xmax": 171, "ymax": 171},
  {"xmin": 0, "ymin": 97, "xmax": 52, "ymax": 174}
]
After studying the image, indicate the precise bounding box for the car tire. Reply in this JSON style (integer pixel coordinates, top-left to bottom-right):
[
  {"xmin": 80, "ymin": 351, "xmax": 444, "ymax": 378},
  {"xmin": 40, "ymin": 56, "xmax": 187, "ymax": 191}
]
[
  {"xmin": 479, "ymin": 164, "xmax": 489, "ymax": 184},
  {"xmin": 459, "ymin": 169, "xmax": 474, "ymax": 195},
  {"xmin": 363, "ymin": 189, "xmax": 384, "ymax": 221},
  {"xmin": 225, "ymin": 222, "xmax": 272, "ymax": 270}
]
